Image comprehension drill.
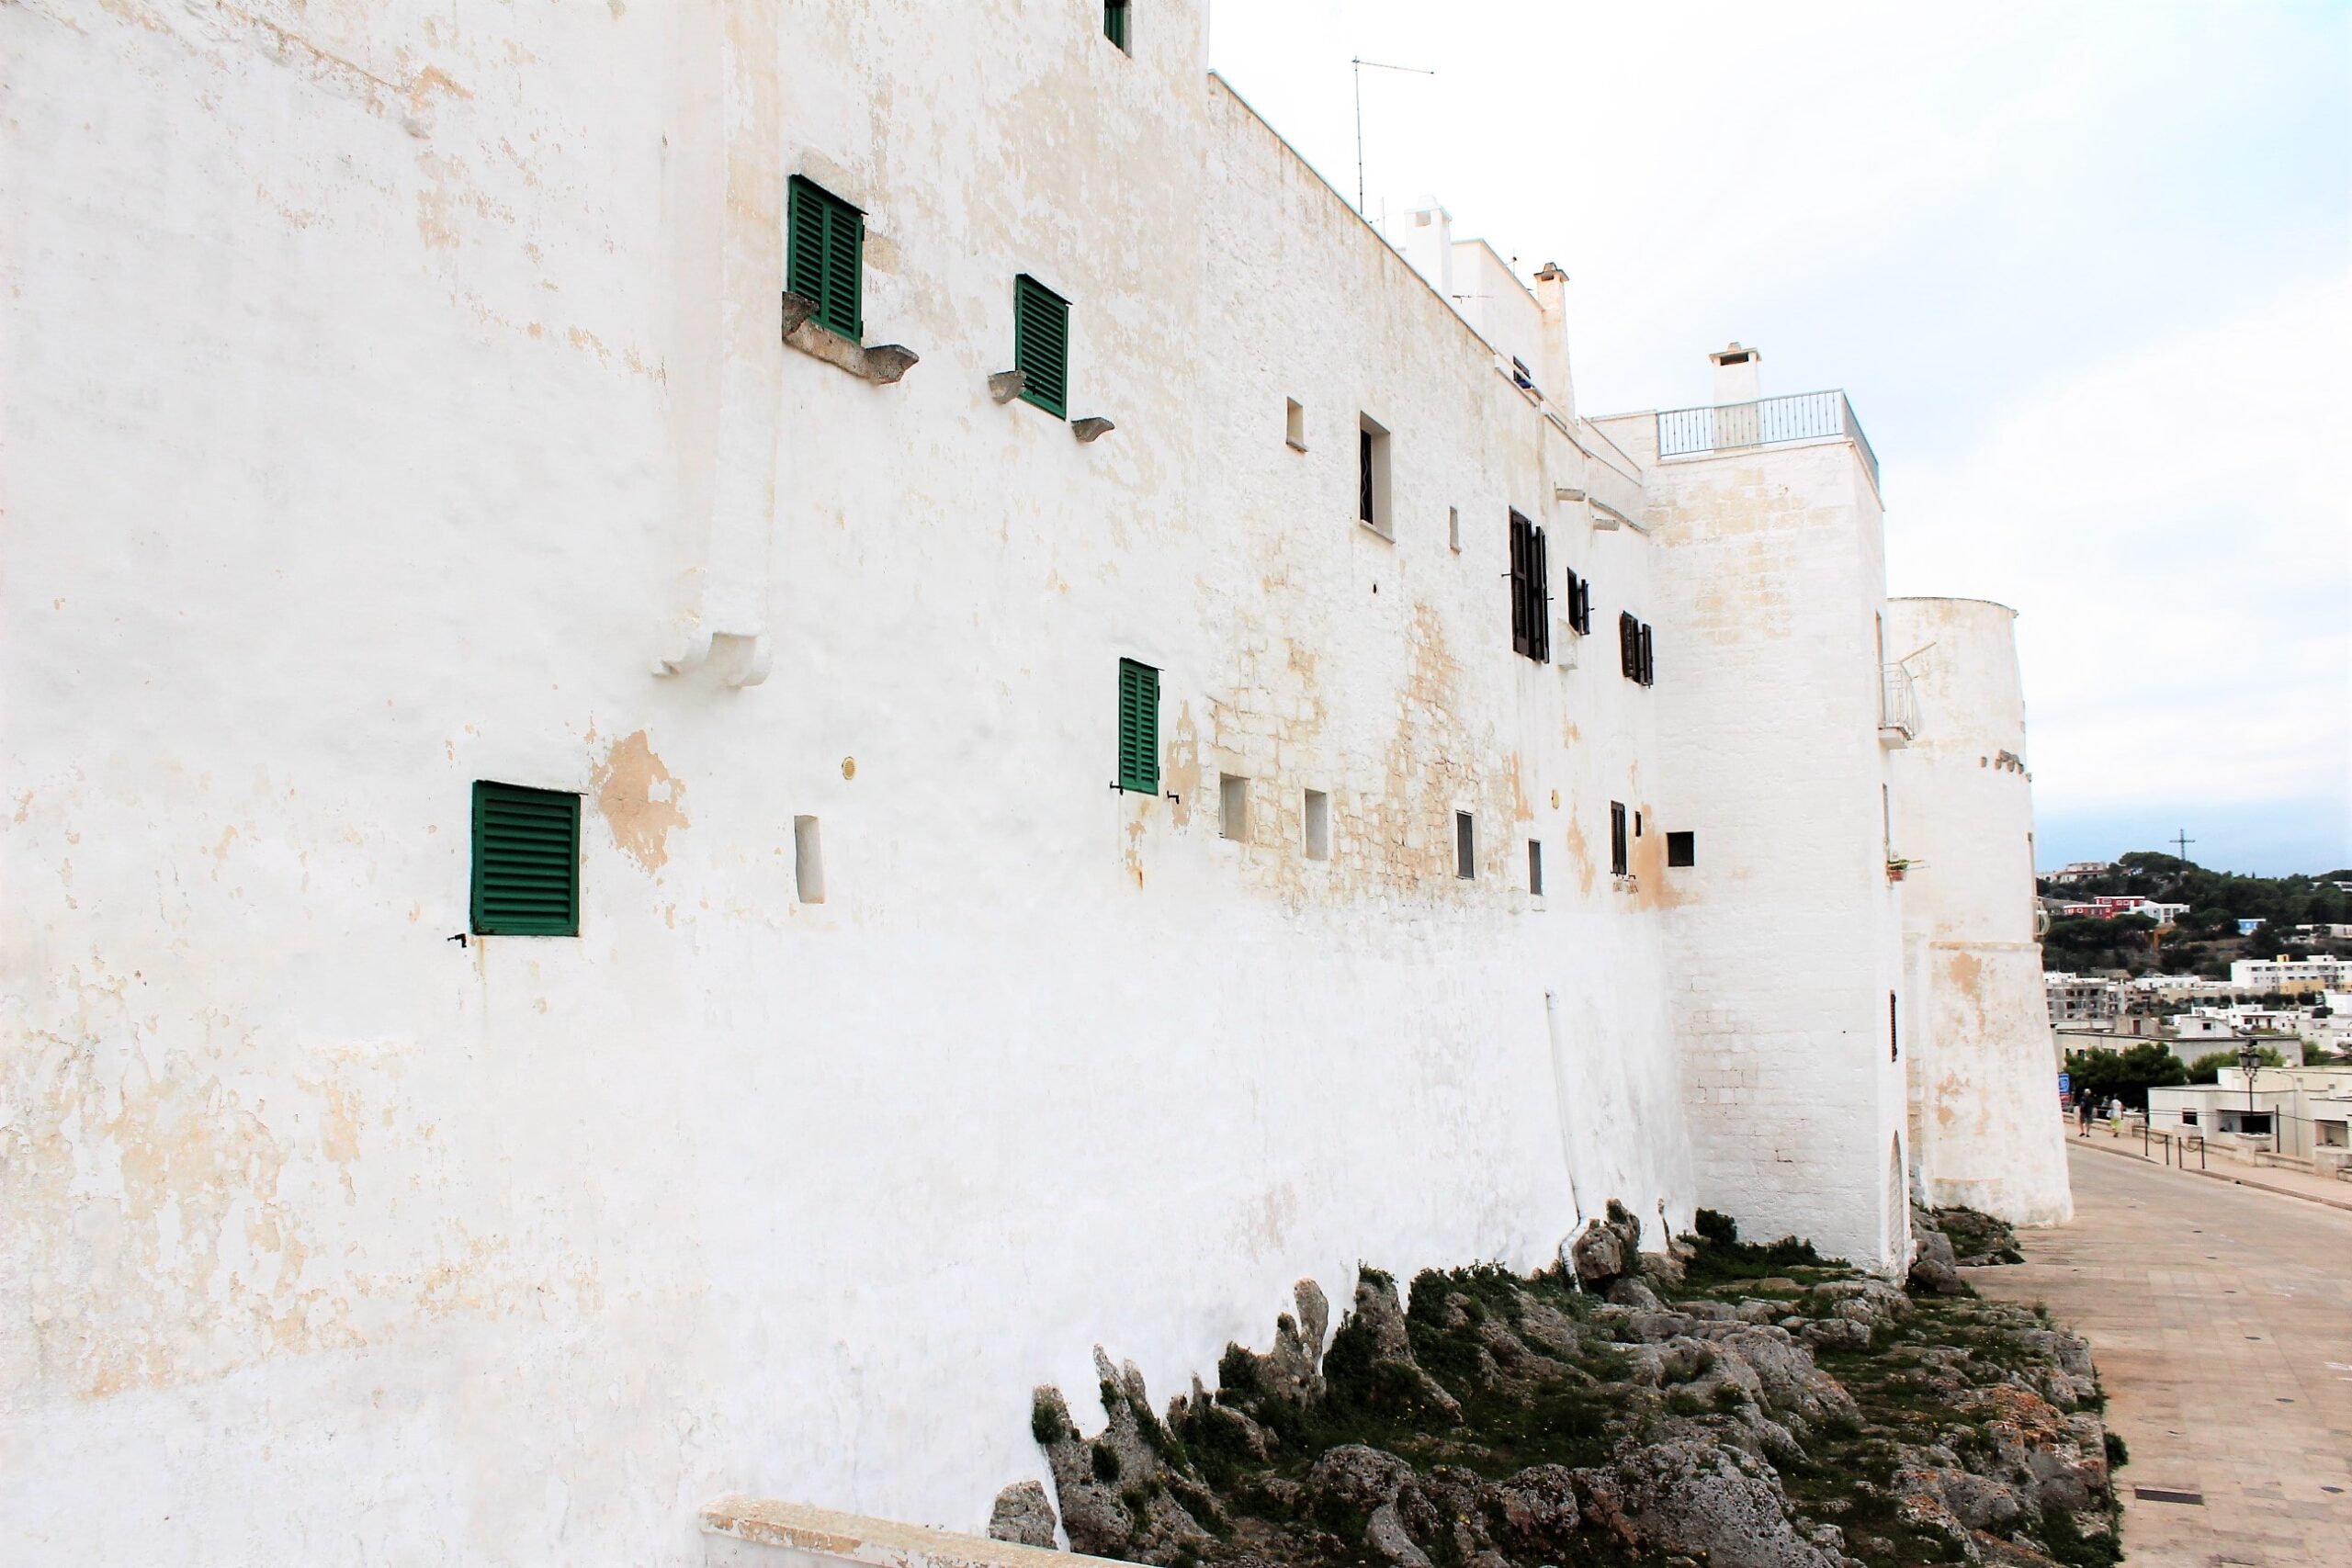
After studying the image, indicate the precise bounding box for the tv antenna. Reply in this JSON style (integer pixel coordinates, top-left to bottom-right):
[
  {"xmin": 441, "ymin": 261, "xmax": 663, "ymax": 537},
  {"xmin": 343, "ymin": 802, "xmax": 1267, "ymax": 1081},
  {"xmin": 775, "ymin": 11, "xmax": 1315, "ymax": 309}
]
[
  {"xmin": 2171, "ymin": 829, "xmax": 2195, "ymax": 863},
  {"xmin": 1351, "ymin": 56, "xmax": 1435, "ymax": 216}
]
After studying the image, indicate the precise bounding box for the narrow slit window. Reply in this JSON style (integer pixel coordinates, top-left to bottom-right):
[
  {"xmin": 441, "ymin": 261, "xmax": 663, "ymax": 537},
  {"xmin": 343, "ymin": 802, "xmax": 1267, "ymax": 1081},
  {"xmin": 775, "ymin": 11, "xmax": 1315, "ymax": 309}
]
[
  {"xmin": 471, "ymin": 780, "xmax": 581, "ymax": 937},
  {"xmin": 1448, "ymin": 506, "xmax": 1461, "ymax": 553},
  {"xmin": 1220, "ymin": 773, "xmax": 1249, "ymax": 841},
  {"xmin": 1013, "ymin": 274, "xmax": 1070, "ymax": 418},
  {"xmin": 787, "ymin": 176, "xmax": 864, "ymax": 342},
  {"xmin": 1358, "ymin": 415, "xmax": 1391, "ymax": 536},
  {"xmin": 1285, "ymin": 398, "xmax": 1306, "ymax": 450},
  {"xmin": 1103, "ymin": 0, "xmax": 1130, "ymax": 51},
  {"xmin": 1304, "ymin": 789, "xmax": 1331, "ymax": 860},
  {"xmin": 1116, "ymin": 658, "xmax": 1159, "ymax": 794},
  {"xmin": 1454, "ymin": 811, "xmax": 1476, "ymax": 879},
  {"xmin": 1528, "ymin": 839, "xmax": 1545, "ymax": 897},
  {"xmin": 1609, "ymin": 801, "xmax": 1629, "ymax": 877},
  {"xmin": 1889, "ymin": 992, "xmax": 1900, "ymax": 1062},
  {"xmin": 793, "ymin": 816, "xmax": 826, "ymax": 904}
]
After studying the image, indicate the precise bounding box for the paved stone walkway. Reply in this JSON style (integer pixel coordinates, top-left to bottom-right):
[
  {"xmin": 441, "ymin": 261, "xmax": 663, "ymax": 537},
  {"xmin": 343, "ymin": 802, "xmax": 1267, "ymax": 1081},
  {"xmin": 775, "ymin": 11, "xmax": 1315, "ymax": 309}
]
[{"xmin": 1969, "ymin": 1143, "xmax": 2352, "ymax": 1567}]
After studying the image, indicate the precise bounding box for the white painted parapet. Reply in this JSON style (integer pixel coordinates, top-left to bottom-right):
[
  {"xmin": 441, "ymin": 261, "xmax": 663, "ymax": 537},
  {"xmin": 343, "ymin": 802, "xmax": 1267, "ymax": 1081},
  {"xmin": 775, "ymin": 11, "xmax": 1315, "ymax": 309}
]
[{"xmin": 1887, "ymin": 598, "xmax": 2073, "ymax": 1226}]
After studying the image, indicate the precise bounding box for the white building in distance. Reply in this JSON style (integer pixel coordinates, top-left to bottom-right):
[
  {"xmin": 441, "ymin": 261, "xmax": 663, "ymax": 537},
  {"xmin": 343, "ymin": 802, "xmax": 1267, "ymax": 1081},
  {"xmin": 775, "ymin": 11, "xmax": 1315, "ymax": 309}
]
[
  {"xmin": 2, "ymin": 3, "xmax": 2070, "ymax": 1560},
  {"xmin": 2233, "ymin": 956, "xmax": 2352, "ymax": 991},
  {"xmin": 2046, "ymin": 972, "xmax": 2122, "ymax": 1024}
]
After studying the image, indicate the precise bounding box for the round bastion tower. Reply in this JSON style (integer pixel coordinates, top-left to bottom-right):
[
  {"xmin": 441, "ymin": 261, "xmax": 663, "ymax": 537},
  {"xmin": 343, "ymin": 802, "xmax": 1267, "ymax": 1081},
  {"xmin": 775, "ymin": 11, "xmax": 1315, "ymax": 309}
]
[{"xmin": 1886, "ymin": 597, "xmax": 2075, "ymax": 1226}]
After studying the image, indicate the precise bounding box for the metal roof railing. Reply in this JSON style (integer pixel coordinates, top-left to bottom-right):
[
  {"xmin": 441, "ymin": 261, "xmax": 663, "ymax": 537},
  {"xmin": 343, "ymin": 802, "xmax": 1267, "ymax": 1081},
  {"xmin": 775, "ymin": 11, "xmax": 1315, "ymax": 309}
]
[{"xmin": 1656, "ymin": 389, "xmax": 1880, "ymax": 494}]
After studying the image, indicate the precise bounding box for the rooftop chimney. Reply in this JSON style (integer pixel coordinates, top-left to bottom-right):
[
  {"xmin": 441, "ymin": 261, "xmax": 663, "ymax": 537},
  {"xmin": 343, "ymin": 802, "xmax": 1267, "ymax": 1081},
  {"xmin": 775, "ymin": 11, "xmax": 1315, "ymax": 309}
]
[
  {"xmin": 1400, "ymin": 197, "xmax": 1454, "ymax": 299},
  {"xmin": 1710, "ymin": 342, "xmax": 1761, "ymax": 406}
]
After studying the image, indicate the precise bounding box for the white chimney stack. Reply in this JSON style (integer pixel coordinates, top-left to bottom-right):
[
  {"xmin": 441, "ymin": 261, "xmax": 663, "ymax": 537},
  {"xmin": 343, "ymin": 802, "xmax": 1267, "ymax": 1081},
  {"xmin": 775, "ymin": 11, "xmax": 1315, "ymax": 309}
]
[
  {"xmin": 1400, "ymin": 197, "xmax": 1454, "ymax": 300},
  {"xmin": 1710, "ymin": 342, "xmax": 1762, "ymax": 405}
]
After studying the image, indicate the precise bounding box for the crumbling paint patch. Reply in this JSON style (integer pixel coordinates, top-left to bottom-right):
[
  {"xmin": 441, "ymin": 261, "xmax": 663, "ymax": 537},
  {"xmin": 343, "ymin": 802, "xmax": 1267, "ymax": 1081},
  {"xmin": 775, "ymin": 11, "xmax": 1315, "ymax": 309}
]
[{"xmin": 592, "ymin": 729, "xmax": 687, "ymax": 874}]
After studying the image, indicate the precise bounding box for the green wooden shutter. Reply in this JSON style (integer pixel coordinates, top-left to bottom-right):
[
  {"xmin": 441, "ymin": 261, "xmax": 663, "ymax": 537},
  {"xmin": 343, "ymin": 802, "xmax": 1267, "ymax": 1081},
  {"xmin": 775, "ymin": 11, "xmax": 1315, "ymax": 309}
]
[
  {"xmin": 471, "ymin": 780, "xmax": 580, "ymax": 936},
  {"xmin": 1104, "ymin": 2, "xmax": 1130, "ymax": 51},
  {"xmin": 788, "ymin": 175, "xmax": 863, "ymax": 342},
  {"xmin": 1117, "ymin": 658, "xmax": 1159, "ymax": 794},
  {"xmin": 1014, "ymin": 275, "xmax": 1069, "ymax": 418}
]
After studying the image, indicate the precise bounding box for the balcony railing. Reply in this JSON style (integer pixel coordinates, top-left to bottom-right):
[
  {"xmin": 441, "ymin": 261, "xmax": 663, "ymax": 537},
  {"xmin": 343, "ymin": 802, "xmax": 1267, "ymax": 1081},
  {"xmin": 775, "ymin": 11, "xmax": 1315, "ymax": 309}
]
[
  {"xmin": 1656, "ymin": 390, "xmax": 1880, "ymax": 494},
  {"xmin": 1880, "ymin": 661, "xmax": 1920, "ymax": 745}
]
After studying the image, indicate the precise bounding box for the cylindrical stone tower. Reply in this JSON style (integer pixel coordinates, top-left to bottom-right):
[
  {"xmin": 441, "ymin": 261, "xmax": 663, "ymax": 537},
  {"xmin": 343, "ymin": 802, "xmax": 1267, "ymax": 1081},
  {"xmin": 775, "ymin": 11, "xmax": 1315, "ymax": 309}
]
[{"xmin": 1886, "ymin": 597, "xmax": 2074, "ymax": 1225}]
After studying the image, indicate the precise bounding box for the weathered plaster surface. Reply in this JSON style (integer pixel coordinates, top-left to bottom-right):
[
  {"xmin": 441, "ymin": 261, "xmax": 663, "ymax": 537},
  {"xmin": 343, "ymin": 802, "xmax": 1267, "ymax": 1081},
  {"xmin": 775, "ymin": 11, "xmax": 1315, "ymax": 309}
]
[
  {"xmin": 1889, "ymin": 598, "xmax": 2074, "ymax": 1226},
  {"xmin": 1, "ymin": 2, "xmax": 2051, "ymax": 1560}
]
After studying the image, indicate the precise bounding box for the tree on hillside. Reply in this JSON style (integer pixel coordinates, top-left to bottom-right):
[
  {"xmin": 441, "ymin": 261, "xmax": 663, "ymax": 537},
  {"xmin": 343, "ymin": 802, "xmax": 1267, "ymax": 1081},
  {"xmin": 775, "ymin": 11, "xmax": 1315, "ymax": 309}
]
[
  {"xmin": 2041, "ymin": 913, "xmax": 2161, "ymax": 975},
  {"xmin": 2186, "ymin": 1046, "xmax": 2287, "ymax": 1084},
  {"xmin": 2064, "ymin": 1043, "xmax": 2188, "ymax": 1112}
]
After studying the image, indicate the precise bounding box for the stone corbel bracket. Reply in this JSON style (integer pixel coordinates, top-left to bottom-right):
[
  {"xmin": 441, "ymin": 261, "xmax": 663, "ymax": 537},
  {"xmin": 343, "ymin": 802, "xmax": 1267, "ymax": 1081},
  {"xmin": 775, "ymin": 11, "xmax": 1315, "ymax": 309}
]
[
  {"xmin": 1071, "ymin": 416, "xmax": 1115, "ymax": 444},
  {"xmin": 988, "ymin": 369, "xmax": 1027, "ymax": 404},
  {"xmin": 654, "ymin": 625, "xmax": 772, "ymax": 688},
  {"xmin": 783, "ymin": 294, "xmax": 919, "ymax": 386}
]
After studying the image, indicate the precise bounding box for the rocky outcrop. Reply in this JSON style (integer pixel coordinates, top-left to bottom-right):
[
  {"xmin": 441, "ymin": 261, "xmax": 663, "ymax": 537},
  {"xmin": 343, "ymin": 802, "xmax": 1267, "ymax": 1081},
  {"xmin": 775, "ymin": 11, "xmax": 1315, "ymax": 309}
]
[
  {"xmin": 1567, "ymin": 1199, "xmax": 1645, "ymax": 1291},
  {"xmin": 987, "ymin": 1481, "xmax": 1058, "ymax": 1548},
  {"xmin": 1003, "ymin": 1201, "xmax": 2117, "ymax": 1568},
  {"xmin": 1909, "ymin": 1205, "xmax": 1967, "ymax": 1295},
  {"xmin": 1581, "ymin": 1437, "xmax": 1846, "ymax": 1568},
  {"xmin": 1937, "ymin": 1204, "xmax": 2027, "ymax": 1266}
]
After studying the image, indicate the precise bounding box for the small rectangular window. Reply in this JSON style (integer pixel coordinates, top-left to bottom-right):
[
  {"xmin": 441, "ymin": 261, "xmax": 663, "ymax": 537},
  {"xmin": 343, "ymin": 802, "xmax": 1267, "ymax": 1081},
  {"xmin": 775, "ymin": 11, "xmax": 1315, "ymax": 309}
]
[
  {"xmin": 1609, "ymin": 801, "xmax": 1629, "ymax": 878},
  {"xmin": 1304, "ymin": 789, "xmax": 1330, "ymax": 860},
  {"xmin": 1014, "ymin": 274, "xmax": 1069, "ymax": 418},
  {"xmin": 1619, "ymin": 615, "xmax": 1655, "ymax": 683},
  {"xmin": 1220, "ymin": 773, "xmax": 1249, "ymax": 841},
  {"xmin": 1509, "ymin": 511, "xmax": 1550, "ymax": 662},
  {"xmin": 793, "ymin": 815, "xmax": 826, "ymax": 904},
  {"xmin": 1455, "ymin": 811, "xmax": 1476, "ymax": 879},
  {"xmin": 471, "ymin": 780, "xmax": 580, "ymax": 936},
  {"xmin": 1564, "ymin": 568, "xmax": 1592, "ymax": 636},
  {"xmin": 1889, "ymin": 992, "xmax": 1900, "ymax": 1062},
  {"xmin": 787, "ymin": 176, "xmax": 864, "ymax": 342},
  {"xmin": 1116, "ymin": 658, "xmax": 1159, "ymax": 794},
  {"xmin": 1358, "ymin": 414, "xmax": 1391, "ymax": 536},
  {"xmin": 1528, "ymin": 839, "xmax": 1544, "ymax": 897},
  {"xmin": 1667, "ymin": 830, "xmax": 1695, "ymax": 868},
  {"xmin": 1103, "ymin": 0, "xmax": 1130, "ymax": 51},
  {"xmin": 1448, "ymin": 506, "xmax": 1461, "ymax": 553},
  {"xmin": 1285, "ymin": 398, "xmax": 1306, "ymax": 450}
]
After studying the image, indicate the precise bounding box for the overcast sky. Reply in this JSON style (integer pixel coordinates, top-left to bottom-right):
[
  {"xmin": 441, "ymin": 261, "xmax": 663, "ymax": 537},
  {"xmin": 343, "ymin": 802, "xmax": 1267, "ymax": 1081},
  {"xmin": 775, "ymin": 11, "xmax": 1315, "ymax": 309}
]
[{"xmin": 1206, "ymin": 1, "xmax": 2352, "ymax": 877}]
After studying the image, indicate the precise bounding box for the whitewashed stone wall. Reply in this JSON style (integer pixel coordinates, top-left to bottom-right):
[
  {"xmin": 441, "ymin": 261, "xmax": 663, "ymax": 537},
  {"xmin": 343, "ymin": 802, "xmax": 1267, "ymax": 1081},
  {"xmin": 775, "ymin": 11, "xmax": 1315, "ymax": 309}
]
[
  {"xmin": 1598, "ymin": 420, "xmax": 1914, "ymax": 1271},
  {"xmin": 1888, "ymin": 598, "xmax": 2074, "ymax": 1225},
  {"xmin": 3, "ymin": 2, "xmax": 2049, "ymax": 1562}
]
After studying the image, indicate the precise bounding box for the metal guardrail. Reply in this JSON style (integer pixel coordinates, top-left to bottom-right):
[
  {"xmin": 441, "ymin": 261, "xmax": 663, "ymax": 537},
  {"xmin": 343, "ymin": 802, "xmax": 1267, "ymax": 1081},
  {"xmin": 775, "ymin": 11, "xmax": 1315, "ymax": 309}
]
[
  {"xmin": 1656, "ymin": 389, "xmax": 1881, "ymax": 493},
  {"xmin": 1880, "ymin": 661, "xmax": 1920, "ymax": 741}
]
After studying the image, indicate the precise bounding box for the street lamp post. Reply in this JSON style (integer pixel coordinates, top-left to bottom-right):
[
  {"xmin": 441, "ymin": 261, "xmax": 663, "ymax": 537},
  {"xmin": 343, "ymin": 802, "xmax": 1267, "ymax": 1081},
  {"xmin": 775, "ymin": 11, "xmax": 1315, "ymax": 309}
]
[{"xmin": 2235, "ymin": 1040, "xmax": 2268, "ymax": 1151}]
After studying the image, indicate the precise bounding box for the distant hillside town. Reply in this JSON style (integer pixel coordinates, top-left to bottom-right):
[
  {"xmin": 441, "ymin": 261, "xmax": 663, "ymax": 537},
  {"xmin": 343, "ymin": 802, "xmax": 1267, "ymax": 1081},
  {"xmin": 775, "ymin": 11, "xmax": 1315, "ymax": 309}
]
[{"xmin": 2039, "ymin": 851, "xmax": 2352, "ymax": 1166}]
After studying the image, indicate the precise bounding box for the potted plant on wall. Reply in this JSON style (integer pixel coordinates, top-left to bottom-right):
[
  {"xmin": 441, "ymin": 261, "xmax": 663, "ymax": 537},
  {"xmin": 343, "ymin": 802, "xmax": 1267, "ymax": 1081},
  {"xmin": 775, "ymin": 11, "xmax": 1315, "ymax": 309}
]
[{"xmin": 1887, "ymin": 856, "xmax": 1915, "ymax": 882}]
